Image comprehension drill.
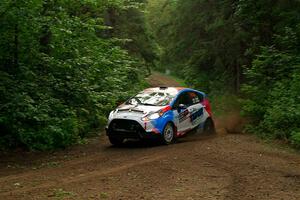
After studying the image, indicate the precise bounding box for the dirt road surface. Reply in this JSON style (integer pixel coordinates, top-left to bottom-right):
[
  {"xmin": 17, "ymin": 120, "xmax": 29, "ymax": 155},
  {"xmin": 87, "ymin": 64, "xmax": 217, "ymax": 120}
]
[{"xmin": 0, "ymin": 72, "xmax": 300, "ymax": 200}]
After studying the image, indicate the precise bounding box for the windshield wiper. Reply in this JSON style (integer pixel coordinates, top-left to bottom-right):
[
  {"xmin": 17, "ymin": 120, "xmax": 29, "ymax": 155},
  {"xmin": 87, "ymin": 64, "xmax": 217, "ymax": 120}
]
[{"xmin": 141, "ymin": 103, "xmax": 156, "ymax": 106}]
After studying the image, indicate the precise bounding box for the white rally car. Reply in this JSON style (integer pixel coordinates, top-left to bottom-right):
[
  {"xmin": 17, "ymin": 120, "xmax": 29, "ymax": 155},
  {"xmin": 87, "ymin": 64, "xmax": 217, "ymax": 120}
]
[{"xmin": 106, "ymin": 87, "xmax": 215, "ymax": 145}]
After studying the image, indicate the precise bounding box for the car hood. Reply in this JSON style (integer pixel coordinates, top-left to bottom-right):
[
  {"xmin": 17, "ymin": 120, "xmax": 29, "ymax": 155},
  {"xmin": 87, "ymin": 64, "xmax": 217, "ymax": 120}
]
[
  {"xmin": 116, "ymin": 104, "xmax": 164, "ymax": 115},
  {"xmin": 109, "ymin": 104, "xmax": 165, "ymax": 121}
]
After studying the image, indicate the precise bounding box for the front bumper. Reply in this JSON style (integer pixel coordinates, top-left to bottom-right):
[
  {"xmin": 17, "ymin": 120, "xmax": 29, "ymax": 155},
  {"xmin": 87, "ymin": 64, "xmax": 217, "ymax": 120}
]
[{"xmin": 106, "ymin": 119, "xmax": 161, "ymax": 139}]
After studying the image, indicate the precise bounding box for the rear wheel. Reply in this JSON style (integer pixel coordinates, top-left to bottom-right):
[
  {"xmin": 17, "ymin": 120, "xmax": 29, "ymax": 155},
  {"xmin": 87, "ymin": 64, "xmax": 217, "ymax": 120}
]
[
  {"xmin": 162, "ymin": 123, "xmax": 176, "ymax": 145},
  {"xmin": 203, "ymin": 118, "xmax": 216, "ymax": 134},
  {"xmin": 108, "ymin": 136, "xmax": 124, "ymax": 146}
]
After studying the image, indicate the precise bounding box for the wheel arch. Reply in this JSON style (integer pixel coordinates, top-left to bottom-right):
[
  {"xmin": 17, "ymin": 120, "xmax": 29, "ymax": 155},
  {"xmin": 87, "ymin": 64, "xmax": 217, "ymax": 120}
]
[
  {"xmin": 206, "ymin": 117, "xmax": 214, "ymax": 124},
  {"xmin": 164, "ymin": 120, "xmax": 177, "ymax": 136},
  {"xmin": 204, "ymin": 117, "xmax": 216, "ymax": 134}
]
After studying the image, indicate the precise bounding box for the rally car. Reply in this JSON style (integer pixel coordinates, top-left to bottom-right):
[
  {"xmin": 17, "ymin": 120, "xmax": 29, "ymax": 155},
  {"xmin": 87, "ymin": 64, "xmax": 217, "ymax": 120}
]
[{"xmin": 106, "ymin": 87, "xmax": 215, "ymax": 145}]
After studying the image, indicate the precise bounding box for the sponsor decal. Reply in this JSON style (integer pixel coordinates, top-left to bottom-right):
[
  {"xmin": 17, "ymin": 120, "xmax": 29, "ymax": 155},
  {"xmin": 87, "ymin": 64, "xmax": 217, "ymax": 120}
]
[
  {"xmin": 178, "ymin": 109, "xmax": 189, "ymax": 123},
  {"xmin": 190, "ymin": 108, "xmax": 203, "ymax": 124}
]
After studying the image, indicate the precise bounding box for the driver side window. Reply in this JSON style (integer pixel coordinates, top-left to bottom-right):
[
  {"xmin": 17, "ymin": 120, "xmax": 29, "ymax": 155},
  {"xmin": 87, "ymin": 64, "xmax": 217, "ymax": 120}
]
[{"xmin": 173, "ymin": 92, "xmax": 191, "ymax": 109}]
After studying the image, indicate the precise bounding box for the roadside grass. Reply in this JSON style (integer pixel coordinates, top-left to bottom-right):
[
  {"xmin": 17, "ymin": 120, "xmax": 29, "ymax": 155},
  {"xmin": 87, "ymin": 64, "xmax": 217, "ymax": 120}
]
[
  {"xmin": 209, "ymin": 93, "xmax": 241, "ymax": 117},
  {"xmin": 100, "ymin": 192, "xmax": 109, "ymax": 199},
  {"xmin": 51, "ymin": 188, "xmax": 76, "ymax": 199},
  {"xmin": 6, "ymin": 161, "xmax": 61, "ymax": 170},
  {"xmin": 261, "ymin": 137, "xmax": 300, "ymax": 154}
]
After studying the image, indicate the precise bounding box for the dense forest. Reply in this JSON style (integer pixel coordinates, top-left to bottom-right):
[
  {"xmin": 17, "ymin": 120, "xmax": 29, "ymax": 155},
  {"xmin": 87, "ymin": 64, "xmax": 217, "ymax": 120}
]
[
  {"xmin": 0, "ymin": 0, "xmax": 155, "ymax": 150},
  {"xmin": 147, "ymin": 0, "xmax": 300, "ymax": 148},
  {"xmin": 1, "ymin": 0, "xmax": 299, "ymax": 150}
]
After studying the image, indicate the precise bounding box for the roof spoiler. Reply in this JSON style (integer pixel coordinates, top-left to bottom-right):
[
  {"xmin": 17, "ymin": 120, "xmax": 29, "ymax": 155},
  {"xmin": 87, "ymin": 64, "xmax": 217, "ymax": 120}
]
[{"xmin": 159, "ymin": 86, "xmax": 168, "ymax": 90}]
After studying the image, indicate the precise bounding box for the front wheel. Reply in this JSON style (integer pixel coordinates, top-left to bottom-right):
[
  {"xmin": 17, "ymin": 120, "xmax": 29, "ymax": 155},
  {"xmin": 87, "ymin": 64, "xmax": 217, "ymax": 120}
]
[
  {"xmin": 203, "ymin": 118, "xmax": 216, "ymax": 134},
  {"xmin": 162, "ymin": 123, "xmax": 176, "ymax": 145},
  {"xmin": 108, "ymin": 136, "xmax": 124, "ymax": 146}
]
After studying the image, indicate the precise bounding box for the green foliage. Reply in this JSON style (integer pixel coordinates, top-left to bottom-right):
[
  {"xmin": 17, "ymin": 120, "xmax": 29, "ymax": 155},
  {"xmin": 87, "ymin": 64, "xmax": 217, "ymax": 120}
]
[
  {"xmin": 0, "ymin": 0, "xmax": 153, "ymax": 150},
  {"xmin": 147, "ymin": 0, "xmax": 300, "ymax": 148},
  {"xmin": 52, "ymin": 188, "xmax": 76, "ymax": 199},
  {"xmin": 106, "ymin": 0, "xmax": 157, "ymax": 74},
  {"xmin": 242, "ymin": 44, "xmax": 300, "ymax": 148},
  {"xmin": 237, "ymin": 1, "xmax": 300, "ymax": 148},
  {"xmin": 291, "ymin": 131, "xmax": 300, "ymax": 149},
  {"xmin": 147, "ymin": 0, "xmax": 246, "ymax": 92}
]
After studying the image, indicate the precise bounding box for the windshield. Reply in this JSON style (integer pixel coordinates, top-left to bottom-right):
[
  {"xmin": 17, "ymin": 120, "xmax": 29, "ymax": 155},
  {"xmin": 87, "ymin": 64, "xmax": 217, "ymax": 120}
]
[{"xmin": 126, "ymin": 92, "xmax": 174, "ymax": 106}]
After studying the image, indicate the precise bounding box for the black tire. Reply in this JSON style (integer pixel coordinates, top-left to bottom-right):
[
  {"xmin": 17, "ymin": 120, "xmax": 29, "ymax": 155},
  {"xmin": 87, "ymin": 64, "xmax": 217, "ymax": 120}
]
[
  {"xmin": 162, "ymin": 122, "xmax": 176, "ymax": 145},
  {"xmin": 108, "ymin": 136, "xmax": 124, "ymax": 146},
  {"xmin": 203, "ymin": 118, "xmax": 216, "ymax": 134}
]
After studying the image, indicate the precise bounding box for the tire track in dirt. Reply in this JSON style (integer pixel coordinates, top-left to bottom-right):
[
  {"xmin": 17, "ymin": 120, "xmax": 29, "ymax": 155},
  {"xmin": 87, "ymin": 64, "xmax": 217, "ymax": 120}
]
[
  {"xmin": 0, "ymin": 155, "xmax": 166, "ymax": 197},
  {"xmin": 1, "ymin": 134, "xmax": 300, "ymax": 200}
]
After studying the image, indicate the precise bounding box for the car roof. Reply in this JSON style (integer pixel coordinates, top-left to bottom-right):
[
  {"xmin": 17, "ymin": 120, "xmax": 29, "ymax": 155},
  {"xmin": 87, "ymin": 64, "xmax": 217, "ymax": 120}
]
[
  {"xmin": 142, "ymin": 87, "xmax": 206, "ymax": 97},
  {"xmin": 142, "ymin": 87, "xmax": 184, "ymax": 95}
]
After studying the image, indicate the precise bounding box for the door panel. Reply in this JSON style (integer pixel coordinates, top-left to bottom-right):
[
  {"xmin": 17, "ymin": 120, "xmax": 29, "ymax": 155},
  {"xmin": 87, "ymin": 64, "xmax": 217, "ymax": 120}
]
[
  {"xmin": 187, "ymin": 92, "xmax": 206, "ymax": 129},
  {"xmin": 189, "ymin": 104, "xmax": 205, "ymax": 128},
  {"xmin": 173, "ymin": 92, "xmax": 191, "ymax": 133},
  {"xmin": 175, "ymin": 108, "xmax": 190, "ymax": 132}
]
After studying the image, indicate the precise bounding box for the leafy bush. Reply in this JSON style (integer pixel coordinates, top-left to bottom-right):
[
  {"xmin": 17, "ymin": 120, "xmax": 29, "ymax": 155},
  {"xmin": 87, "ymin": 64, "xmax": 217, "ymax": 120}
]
[
  {"xmin": 0, "ymin": 0, "xmax": 150, "ymax": 150},
  {"xmin": 242, "ymin": 47, "xmax": 300, "ymax": 148},
  {"xmin": 291, "ymin": 131, "xmax": 300, "ymax": 149}
]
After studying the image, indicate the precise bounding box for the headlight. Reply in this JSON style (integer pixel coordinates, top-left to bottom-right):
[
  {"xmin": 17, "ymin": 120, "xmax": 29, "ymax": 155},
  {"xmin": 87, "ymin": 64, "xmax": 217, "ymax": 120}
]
[
  {"xmin": 148, "ymin": 113, "xmax": 160, "ymax": 120},
  {"xmin": 141, "ymin": 106, "xmax": 172, "ymax": 122},
  {"xmin": 142, "ymin": 112, "xmax": 161, "ymax": 121}
]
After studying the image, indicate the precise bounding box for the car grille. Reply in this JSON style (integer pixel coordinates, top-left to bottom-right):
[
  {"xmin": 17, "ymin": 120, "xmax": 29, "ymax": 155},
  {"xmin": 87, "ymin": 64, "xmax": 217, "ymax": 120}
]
[
  {"xmin": 118, "ymin": 109, "xmax": 144, "ymax": 114},
  {"xmin": 108, "ymin": 119, "xmax": 144, "ymax": 138}
]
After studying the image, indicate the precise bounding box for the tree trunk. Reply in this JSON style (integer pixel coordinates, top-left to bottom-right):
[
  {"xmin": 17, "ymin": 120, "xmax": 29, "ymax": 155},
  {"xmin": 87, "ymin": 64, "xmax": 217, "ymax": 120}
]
[
  {"xmin": 39, "ymin": 0, "xmax": 52, "ymax": 54},
  {"xmin": 235, "ymin": 63, "xmax": 240, "ymax": 93},
  {"xmin": 103, "ymin": 7, "xmax": 116, "ymax": 38},
  {"xmin": 13, "ymin": 23, "xmax": 19, "ymax": 69}
]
